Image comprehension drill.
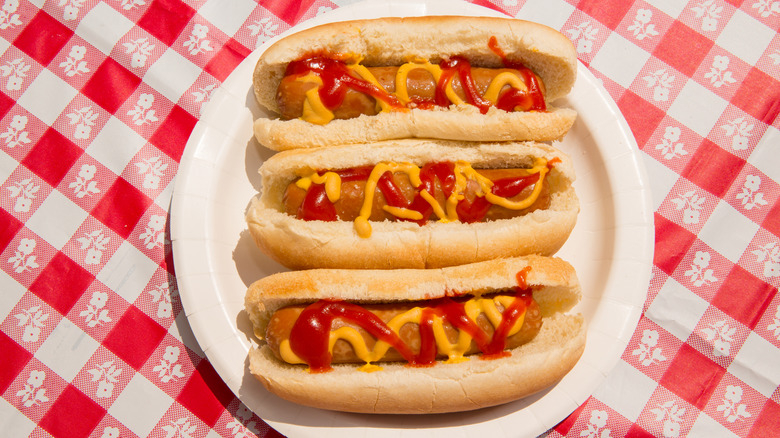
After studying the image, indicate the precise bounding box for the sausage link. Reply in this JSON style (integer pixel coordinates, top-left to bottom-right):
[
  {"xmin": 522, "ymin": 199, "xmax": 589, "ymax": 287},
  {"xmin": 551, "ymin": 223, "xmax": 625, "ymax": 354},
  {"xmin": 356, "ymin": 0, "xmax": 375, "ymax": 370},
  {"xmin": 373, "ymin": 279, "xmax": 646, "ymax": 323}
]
[
  {"xmin": 277, "ymin": 66, "xmax": 542, "ymax": 120},
  {"xmin": 282, "ymin": 168, "xmax": 551, "ymax": 222},
  {"xmin": 265, "ymin": 296, "xmax": 542, "ymax": 364}
]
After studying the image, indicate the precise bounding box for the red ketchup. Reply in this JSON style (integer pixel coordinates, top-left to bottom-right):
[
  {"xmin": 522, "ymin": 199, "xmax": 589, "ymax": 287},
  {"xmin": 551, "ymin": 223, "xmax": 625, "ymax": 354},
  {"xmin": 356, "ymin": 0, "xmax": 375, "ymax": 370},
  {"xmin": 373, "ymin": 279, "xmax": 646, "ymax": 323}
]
[{"xmin": 288, "ymin": 269, "xmax": 534, "ymax": 372}]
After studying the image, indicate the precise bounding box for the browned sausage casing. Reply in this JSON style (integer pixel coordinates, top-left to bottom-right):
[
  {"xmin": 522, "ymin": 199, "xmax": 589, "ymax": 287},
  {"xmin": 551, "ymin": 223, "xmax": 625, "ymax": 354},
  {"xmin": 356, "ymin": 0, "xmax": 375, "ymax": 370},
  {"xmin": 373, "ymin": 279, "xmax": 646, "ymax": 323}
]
[
  {"xmin": 265, "ymin": 296, "xmax": 542, "ymax": 364},
  {"xmin": 277, "ymin": 67, "xmax": 544, "ymax": 120},
  {"xmin": 282, "ymin": 168, "xmax": 551, "ymax": 222}
]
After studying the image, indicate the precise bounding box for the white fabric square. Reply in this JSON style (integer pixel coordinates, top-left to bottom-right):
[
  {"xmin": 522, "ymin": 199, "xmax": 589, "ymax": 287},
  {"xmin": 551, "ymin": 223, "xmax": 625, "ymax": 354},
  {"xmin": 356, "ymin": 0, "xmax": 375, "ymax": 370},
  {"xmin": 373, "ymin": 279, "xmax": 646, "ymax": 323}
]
[
  {"xmin": 198, "ymin": 0, "xmax": 257, "ymax": 36},
  {"xmin": 86, "ymin": 116, "xmax": 146, "ymax": 176},
  {"xmin": 109, "ymin": 373, "xmax": 172, "ymax": 437},
  {"xmin": 96, "ymin": 241, "xmax": 159, "ymax": 304},
  {"xmin": 716, "ymin": 10, "xmax": 775, "ymax": 66},
  {"xmin": 517, "ymin": 0, "xmax": 575, "ymax": 29},
  {"xmin": 16, "ymin": 70, "xmax": 78, "ymax": 126},
  {"xmin": 593, "ymin": 360, "xmax": 657, "ymax": 421},
  {"xmin": 35, "ymin": 318, "xmax": 99, "ymax": 382},
  {"xmin": 646, "ymin": 276, "xmax": 709, "ymax": 341},
  {"xmin": 0, "ymin": 398, "xmax": 36, "ymax": 437},
  {"xmin": 26, "ymin": 190, "xmax": 88, "ymax": 250},
  {"xmin": 0, "ymin": 36, "xmax": 11, "ymax": 58},
  {"xmin": 590, "ymin": 33, "xmax": 651, "ymax": 89},
  {"xmin": 0, "ymin": 270, "xmax": 25, "ymax": 322},
  {"xmin": 728, "ymin": 333, "xmax": 780, "ymax": 397},
  {"xmin": 688, "ymin": 412, "xmax": 739, "ymax": 438},
  {"xmin": 666, "ymin": 79, "xmax": 729, "ymax": 137},
  {"xmin": 143, "ymin": 49, "xmax": 201, "ymax": 104},
  {"xmin": 0, "ymin": 149, "xmax": 17, "ymax": 185},
  {"xmin": 748, "ymin": 126, "xmax": 780, "ymax": 183},
  {"xmin": 641, "ymin": 154, "xmax": 679, "ymax": 211},
  {"xmin": 698, "ymin": 200, "xmax": 759, "ymax": 263},
  {"xmin": 75, "ymin": 2, "xmax": 134, "ymax": 56},
  {"xmin": 651, "ymin": 0, "xmax": 688, "ymax": 19}
]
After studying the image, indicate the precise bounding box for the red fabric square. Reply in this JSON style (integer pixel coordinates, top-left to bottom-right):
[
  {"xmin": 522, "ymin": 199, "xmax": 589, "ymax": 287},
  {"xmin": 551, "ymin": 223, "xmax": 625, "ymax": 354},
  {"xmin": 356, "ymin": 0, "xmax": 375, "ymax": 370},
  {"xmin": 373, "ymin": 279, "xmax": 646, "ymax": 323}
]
[
  {"xmin": 763, "ymin": 199, "xmax": 780, "ymax": 239},
  {"xmin": 90, "ymin": 178, "xmax": 152, "ymax": 239},
  {"xmin": 204, "ymin": 39, "xmax": 251, "ymax": 82},
  {"xmin": 176, "ymin": 360, "xmax": 234, "ymax": 427},
  {"xmin": 625, "ymin": 424, "xmax": 657, "ymax": 438},
  {"xmin": 659, "ymin": 344, "xmax": 725, "ymax": 410},
  {"xmin": 0, "ymin": 208, "xmax": 23, "ymax": 252},
  {"xmin": 149, "ymin": 105, "xmax": 197, "ymax": 162},
  {"xmin": 12, "ymin": 10, "xmax": 73, "ymax": 66},
  {"xmin": 0, "ymin": 91, "xmax": 14, "ymax": 120},
  {"xmin": 750, "ymin": 400, "xmax": 780, "ymax": 437},
  {"xmin": 29, "ymin": 252, "xmax": 94, "ymax": 315},
  {"xmin": 653, "ymin": 22, "xmax": 714, "ymax": 77},
  {"xmin": 39, "ymin": 385, "xmax": 106, "ymax": 438},
  {"xmin": 617, "ymin": 90, "xmax": 666, "ymax": 147},
  {"xmin": 0, "ymin": 331, "xmax": 32, "ymax": 393},
  {"xmin": 260, "ymin": 0, "xmax": 316, "ymax": 25},
  {"xmin": 711, "ymin": 265, "xmax": 777, "ymax": 329},
  {"xmin": 137, "ymin": 0, "xmax": 196, "ymax": 46},
  {"xmin": 654, "ymin": 213, "xmax": 697, "ymax": 275},
  {"xmin": 103, "ymin": 306, "xmax": 166, "ymax": 369},
  {"xmin": 577, "ymin": 0, "xmax": 634, "ymax": 29},
  {"xmin": 81, "ymin": 58, "xmax": 141, "ymax": 114},
  {"xmin": 20, "ymin": 128, "xmax": 83, "ymax": 187},
  {"xmin": 730, "ymin": 68, "xmax": 780, "ymax": 126},
  {"xmin": 681, "ymin": 140, "xmax": 745, "ymax": 198}
]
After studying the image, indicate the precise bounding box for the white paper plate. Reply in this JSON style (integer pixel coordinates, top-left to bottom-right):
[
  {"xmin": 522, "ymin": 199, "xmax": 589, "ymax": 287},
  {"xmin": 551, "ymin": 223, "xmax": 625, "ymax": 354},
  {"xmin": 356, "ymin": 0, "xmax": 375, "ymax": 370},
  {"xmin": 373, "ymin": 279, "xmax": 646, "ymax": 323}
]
[{"xmin": 170, "ymin": 1, "xmax": 655, "ymax": 437}]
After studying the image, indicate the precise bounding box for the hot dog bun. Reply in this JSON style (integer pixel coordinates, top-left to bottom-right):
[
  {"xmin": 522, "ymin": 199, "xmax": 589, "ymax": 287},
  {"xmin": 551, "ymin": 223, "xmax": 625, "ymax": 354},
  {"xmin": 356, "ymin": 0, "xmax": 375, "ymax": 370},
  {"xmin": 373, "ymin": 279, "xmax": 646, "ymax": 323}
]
[
  {"xmin": 252, "ymin": 16, "xmax": 578, "ymax": 151},
  {"xmin": 245, "ymin": 139, "xmax": 578, "ymax": 270},
  {"xmin": 245, "ymin": 255, "xmax": 586, "ymax": 414}
]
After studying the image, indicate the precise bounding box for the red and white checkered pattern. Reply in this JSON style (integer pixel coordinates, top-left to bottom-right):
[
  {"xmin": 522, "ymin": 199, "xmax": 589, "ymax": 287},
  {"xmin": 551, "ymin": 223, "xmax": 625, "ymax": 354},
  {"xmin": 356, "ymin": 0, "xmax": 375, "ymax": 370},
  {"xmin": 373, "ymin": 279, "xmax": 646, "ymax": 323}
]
[{"xmin": 0, "ymin": 0, "xmax": 779, "ymax": 437}]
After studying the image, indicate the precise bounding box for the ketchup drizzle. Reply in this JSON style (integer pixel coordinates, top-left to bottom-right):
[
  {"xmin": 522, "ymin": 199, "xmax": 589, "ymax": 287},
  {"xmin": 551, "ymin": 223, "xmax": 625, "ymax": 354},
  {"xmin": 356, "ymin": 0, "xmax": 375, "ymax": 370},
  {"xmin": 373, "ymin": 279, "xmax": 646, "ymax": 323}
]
[{"xmin": 287, "ymin": 269, "xmax": 535, "ymax": 372}]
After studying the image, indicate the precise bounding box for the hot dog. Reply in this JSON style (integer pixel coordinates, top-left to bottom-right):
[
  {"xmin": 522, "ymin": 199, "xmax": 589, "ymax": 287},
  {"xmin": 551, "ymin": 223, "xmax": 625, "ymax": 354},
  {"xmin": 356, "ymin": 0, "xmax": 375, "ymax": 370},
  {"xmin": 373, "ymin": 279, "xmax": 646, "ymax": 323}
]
[
  {"xmin": 245, "ymin": 255, "xmax": 586, "ymax": 414},
  {"xmin": 252, "ymin": 16, "xmax": 578, "ymax": 151},
  {"xmin": 245, "ymin": 139, "xmax": 578, "ymax": 270}
]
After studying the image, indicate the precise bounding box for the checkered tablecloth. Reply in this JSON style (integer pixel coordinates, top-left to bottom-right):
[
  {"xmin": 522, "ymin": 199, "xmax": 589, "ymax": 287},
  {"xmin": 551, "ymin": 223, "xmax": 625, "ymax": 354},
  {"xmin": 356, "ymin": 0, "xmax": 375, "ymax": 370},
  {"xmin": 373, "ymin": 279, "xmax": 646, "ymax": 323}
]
[{"xmin": 1, "ymin": 0, "xmax": 779, "ymax": 437}]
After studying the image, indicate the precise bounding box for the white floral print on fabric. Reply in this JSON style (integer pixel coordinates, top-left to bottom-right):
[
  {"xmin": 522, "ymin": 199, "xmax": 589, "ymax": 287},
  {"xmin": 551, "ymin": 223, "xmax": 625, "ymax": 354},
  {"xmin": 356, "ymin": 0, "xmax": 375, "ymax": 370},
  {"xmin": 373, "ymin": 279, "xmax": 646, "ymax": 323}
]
[
  {"xmin": 721, "ymin": 117, "xmax": 754, "ymax": 151},
  {"xmin": 80, "ymin": 291, "xmax": 111, "ymax": 327},
  {"xmin": 135, "ymin": 156, "xmax": 168, "ymax": 190},
  {"xmin": 87, "ymin": 360, "xmax": 121, "ymax": 398},
  {"xmin": 16, "ymin": 370, "xmax": 49, "ymax": 407},
  {"xmin": 632, "ymin": 329, "xmax": 667, "ymax": 366},
  {"xmin": 671, "ymin": 190, "xmax": 706, "ymax": 224},
  {"xmin": 148, "ymin": 281, "xmax": 177, "ymax": 319},
  {"xmin": 685, "ymin": 251, "xmax": 718, "ymax": 287},
  {"xmin": 7, "ymin": 177, "xmax": 39, "ymax": 212},
  {"xmin": 8, "ymin": 238, "xmax": 39, "ymax": 273},
  {"xmin": 701, "ymin": 320, "xmax": 735, "ymax": 356},
  {"xmin": 655, "ymin": 126, "xmax": 687, "ymax": 160},
  {"xmin": 642, "ymin": 69, "xmax": 675, "ymax": 102},
  {"xmin": 627, "ymin": 9, "xmax": 659, "ymax": 40},
  {"xmin": 0, "ymin": 114, "xmax": 31, "ymax": 148},
  {"xmin": 69, "ymin": 164, "xmax": 100, "ymax": 198},
  {"xmin": 59, "ymin": 45, "xmax": 90, "ymax": 77},
  {"xmin": 66, "ymin": 107, "xmax": 99, "ymax": 140},
  {"xmin": 704, "ymin": 55, "xmax": 737, "ymax": 88},
  {"xmin": 247, "ymin": 17, "xmax": 279, "ymax": 48},
  {"xmin": 736, "ymin": 175, "xmax": 768, "ymax": 210},
  {"xmin": 14, "ymin": 305, "xmax": 48, "ymax": 342},
  {"xmin": 123, "ymin": 37, "xmax": 155, "ymax": 68},
  {"xmin": 184, "ymin": 24, "xmax": 213, "ymax": 56},
  {"xmin": 752, "ymin": 0, "xmax": 780, "ymax": 18},
  {"xmin": 717, "ymin": 385, "xmax": 751, "ymax": 423},
  {"xmin": 153, "ymin": 345, "xmax": 185, "ymax": 383},
  {"xmin": 162, "ymin": 418, "xmax": 197, "ymax": 438},
  {"xmin": 0, "ymin": 58, "xmax": 29, "ymax": 91},
  {"xmin": 691, "ymin": 0, "xmax": 722, "ymax": 31},
  {"xmin": 140, "ymin": 215, "xmax": 166, "ymax": 249},
  {"xmin": 226, "ymin": 405, "xmax": 261, "ymax": 438},
  {"xmin": 651, "ymin": 401, "xmax": 685, "ymax": 438},
  {"xmin": 127, "ymin": 93, "xmax": 159, "ymax": 126},
  {"xmin": 0, "ymin": 0, "xmax": 24, "ymax": 30},
  {"xmin": 566, "ymin": 22, "xmax": 598, "ymax": 54},
  {"xmin": 752, "ymin": 241, "xmax": 780, "ymax": 278}
]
